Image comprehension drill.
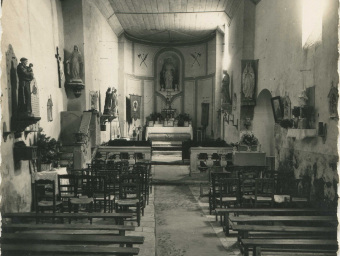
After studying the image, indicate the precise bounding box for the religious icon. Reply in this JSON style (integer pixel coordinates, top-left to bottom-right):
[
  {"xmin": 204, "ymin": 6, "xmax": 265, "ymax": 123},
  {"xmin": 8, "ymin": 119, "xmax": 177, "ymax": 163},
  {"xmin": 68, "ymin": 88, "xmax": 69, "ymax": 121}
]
[
  {"xmin": 271, "ymin": 96, "xmax": 283, "ymax": 123},
  {"xmin": 242, "ymin": 62, "xmax": 255, "ymax": 99},
  {"xmin": 328, "ymin": 83, "xmax": 338, "ymax": 119}
]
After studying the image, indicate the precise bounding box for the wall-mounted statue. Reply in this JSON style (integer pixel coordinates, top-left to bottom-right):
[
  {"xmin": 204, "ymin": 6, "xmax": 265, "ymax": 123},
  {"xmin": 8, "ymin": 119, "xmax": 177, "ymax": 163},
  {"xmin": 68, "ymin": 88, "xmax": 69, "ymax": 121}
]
[
  {"xmin": 221, "ymin": 70, "xmax": 231, "ymax": 104},
  {"xmin": 17, "ymin": 57, "xmax": 34, "ymax": 116},
  {"xmin": 104, "ymin": 87, "xmax": 118, "ymax": 118},
  {"xmin": 160, "ymin": 57, "xmax": 179, "ymax": 91},
  {"xmin": 66, "ymin": 45, "xmax": 83, "ymax": 83}
]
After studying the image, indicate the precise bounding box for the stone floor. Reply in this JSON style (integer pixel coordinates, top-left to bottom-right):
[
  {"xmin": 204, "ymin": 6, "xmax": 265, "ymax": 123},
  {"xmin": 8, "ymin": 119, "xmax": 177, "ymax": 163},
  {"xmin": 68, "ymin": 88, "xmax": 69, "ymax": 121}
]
[
  {"xmin": 125, "ymin": 190, "xmax": 156, "ymax": 256},
  {"xmin": 128, "ymin": 163, "xmax": 241, "ymax": 256}
]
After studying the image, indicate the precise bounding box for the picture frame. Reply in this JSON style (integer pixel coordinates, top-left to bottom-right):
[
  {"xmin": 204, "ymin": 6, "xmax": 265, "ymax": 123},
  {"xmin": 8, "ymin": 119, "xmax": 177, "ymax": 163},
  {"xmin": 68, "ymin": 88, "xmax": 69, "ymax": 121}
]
[{"xmin": 271, "ymin": 96, "xmax": 284, "ymax": 123}]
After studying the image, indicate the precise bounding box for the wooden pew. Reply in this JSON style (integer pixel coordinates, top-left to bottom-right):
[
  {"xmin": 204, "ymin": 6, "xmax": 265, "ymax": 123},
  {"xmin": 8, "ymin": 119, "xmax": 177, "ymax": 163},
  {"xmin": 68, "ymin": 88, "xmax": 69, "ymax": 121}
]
[
  {"xmin": 1, "ymin": 222, "xmax": 143, "ymax": 256},
  {"xmin": 229, "ymin": 215, "xmax": 337, "ymax": 224},
  {"xmin": 2, "ymin": 223, "xmax": 135, "ymax": 236},
  {"xmin": 2, "ymin": 233, "xmax": 144, "ymax": 247},
  {"xmin": 215, "ymin": 208, "xmax": 336, "ymax": 235},
  {"xmin": 240, "ymin": 238, "xmax": 338, "ymax": 256},
  {"xmin": 231, "ymin": 223, "xmax": 337, "ymax": 240},
  {"xmin": 2, "ymin": 212, "xmax": 133, "ymax": 225},
  {"xmin": 2, "ymin": 244, "xmax": 140, "ymax": 256}
]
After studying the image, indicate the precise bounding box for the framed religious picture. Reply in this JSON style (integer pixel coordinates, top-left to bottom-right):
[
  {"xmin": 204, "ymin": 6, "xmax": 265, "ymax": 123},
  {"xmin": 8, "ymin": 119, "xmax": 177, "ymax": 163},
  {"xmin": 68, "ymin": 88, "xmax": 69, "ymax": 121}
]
[{"xmin": 271, "ymin": 96, "xmax": 284, "ymax": 123}]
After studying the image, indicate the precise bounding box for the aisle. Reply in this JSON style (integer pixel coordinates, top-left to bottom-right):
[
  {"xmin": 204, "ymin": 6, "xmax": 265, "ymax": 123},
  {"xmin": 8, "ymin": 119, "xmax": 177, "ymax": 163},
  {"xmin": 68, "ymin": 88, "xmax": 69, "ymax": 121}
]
[{"xmin": 155, "ymin": 185, "xmax": 228, "ymax": 256}]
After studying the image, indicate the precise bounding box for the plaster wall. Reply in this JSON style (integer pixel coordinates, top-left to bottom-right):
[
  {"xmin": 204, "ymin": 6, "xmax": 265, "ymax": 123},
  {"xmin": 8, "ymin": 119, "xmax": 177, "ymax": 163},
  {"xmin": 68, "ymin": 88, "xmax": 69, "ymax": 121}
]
[
  {"xmin": 62, "ymin": 0, "xmax": 86, "ymax": 111},
  {"xmin": 254, "ymin": 0, "xmax": 338, "ymax": 202},
  {"xmin": 82, "ymin": 0, "xmax": 119, "ymax": 141},
  {"xmin": 1, "ymin": 0, "xmax": 65, "ymax": 212},
  {"xmin": 118, "ymin": 37, "xmax": 218, "ymax": 138},
  {"xmin": 224, "ymin": 0, "xmax": 338, "ymax": 203},
  {"xmin": 222, "ymin": 0, "xmax": 244, "ymax": 143}
]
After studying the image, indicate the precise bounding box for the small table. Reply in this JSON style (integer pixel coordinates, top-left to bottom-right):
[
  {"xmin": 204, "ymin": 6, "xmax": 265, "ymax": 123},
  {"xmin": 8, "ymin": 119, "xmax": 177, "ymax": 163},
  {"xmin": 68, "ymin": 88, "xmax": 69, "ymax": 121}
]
[{"xmin": 32, "ymin": 168, "xmax": 68, "ymax": 194}]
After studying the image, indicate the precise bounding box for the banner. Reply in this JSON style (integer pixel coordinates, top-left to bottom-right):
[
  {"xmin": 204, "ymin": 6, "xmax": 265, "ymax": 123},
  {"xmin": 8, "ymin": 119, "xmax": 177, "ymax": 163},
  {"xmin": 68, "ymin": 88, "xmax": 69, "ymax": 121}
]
[{"xmin": 130, "ymin": 94, "xmax": 141, "ymax": 121}]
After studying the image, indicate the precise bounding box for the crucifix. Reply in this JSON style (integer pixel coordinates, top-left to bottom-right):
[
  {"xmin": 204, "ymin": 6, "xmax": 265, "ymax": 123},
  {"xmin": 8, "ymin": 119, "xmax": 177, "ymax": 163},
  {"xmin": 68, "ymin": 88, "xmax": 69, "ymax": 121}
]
[{"xmin": 55, "ymin": 47, "xmax": 62, "ymax": 88}]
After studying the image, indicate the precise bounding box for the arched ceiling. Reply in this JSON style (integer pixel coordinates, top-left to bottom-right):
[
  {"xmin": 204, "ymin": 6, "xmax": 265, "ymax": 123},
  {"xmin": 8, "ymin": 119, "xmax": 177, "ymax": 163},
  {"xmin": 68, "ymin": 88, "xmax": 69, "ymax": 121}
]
[{"xmin": 94, "ymin": 0, "xmax": 256, "ymax": 44}]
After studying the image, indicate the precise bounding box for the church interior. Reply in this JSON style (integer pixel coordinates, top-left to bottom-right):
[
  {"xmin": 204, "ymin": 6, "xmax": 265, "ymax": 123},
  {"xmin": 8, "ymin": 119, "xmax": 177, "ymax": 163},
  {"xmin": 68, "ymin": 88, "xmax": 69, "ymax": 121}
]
[{"xmin": 1, "ymin": 0, "xmax": 339, "ymax": 255}]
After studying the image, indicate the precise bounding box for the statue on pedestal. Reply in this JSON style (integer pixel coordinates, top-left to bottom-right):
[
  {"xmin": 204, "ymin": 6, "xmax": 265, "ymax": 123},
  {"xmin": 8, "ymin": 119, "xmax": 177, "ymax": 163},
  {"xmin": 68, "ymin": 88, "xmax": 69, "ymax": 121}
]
[
  {"xmin": 17, "ymin": 57, "xmax": 34, "ymax": 116},
  {"xmin": 66, "ymin": 45, "xmax": 83, "ymax": 83}
]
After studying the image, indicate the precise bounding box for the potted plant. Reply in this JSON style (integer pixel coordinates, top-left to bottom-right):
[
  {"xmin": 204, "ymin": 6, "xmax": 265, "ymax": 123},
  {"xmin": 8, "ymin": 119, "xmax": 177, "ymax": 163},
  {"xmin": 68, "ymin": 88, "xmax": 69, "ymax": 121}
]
[
  {"xmin": 36, "ymin": 128, "xmax": 59, "ymax": 171},
  {"xmin": 280, "ymin": 119, "xmax": 294, "ymax": 129},
  {"xmin": 240, "ymin": 132, "xmax": 259, "ymax": 151},
  {"xmin": 176, "ymin": 113, "xmax": 192, "ymax": 127}
]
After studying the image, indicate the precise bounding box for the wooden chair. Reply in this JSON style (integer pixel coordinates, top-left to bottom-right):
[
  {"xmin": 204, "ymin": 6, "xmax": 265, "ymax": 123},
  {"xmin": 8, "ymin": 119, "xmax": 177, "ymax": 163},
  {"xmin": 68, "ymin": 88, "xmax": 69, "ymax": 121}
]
[
  {"xmin": 69, "ymin": 175, "xmax": 94, "ymax": 214},
  {"xmin": 253, "ymin": 178, "xmax": 275, "ymax": 207},
  {"xmin": 57, "ymin": 174, "xmax": 78, "ymax": 211},
  {"xmin": 209, "ymin": 171, "xmax": 230, "ymax": 214},
  {"xmin": 216, "ymin": 178, "xmax": 240, "ymax": 208},
  {"xmin": 115, "ymin": 173, "xmax": 144, "ymax": 226},
  {"xmin": 34, "ymin": 179, "xmax": 63, "ymax": 223},
  {"xmin": 92, "ymin": 175, "xmax": 110, "ymax": 213},
  {"xmin": 133, "ymin": 162, "xmax": 151, "ymax": 205}
]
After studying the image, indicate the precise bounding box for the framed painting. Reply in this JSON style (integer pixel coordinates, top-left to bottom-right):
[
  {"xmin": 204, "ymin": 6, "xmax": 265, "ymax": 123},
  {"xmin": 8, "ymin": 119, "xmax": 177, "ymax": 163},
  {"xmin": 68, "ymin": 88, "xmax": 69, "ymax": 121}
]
[{"xmin": 271, "ymin": 96, "xmax": 284, "ymax": 123}]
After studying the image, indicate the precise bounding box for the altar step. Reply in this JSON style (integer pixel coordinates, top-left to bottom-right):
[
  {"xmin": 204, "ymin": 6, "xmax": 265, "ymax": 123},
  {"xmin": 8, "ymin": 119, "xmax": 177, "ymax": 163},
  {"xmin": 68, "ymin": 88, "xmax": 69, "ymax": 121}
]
[{"xmin": 151, "ymin": 141, "xmax": 182, "ymax": 151}]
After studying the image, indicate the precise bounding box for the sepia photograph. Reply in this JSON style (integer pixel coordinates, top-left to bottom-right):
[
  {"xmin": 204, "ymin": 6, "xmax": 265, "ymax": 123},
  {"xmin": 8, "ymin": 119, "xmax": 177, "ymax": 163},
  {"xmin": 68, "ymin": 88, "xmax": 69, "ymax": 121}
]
[{"xmin": 0, "ymin": 0, "xmax": 338, "ymax": 255}]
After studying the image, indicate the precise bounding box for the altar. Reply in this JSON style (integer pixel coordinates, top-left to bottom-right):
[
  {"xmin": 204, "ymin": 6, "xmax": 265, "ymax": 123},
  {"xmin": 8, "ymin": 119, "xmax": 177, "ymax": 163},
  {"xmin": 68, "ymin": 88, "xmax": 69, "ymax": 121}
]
[{"xmin": 146, "ymin": 126, "xmax": 193, "ymax": 141}]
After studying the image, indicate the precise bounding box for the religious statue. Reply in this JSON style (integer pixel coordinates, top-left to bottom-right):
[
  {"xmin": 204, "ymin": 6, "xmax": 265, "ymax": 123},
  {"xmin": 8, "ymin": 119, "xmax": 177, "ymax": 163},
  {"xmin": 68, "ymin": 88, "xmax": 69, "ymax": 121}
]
[
  {"xmin": 66, "ymin": 45, "xmax": 83, "ymax": 82},
  {"xmin": 17, "ymin": 57, "xmax": 34, "ymax": 116},
  {"xmin": 47, "ymin": 95, "xmax": 53, "ymax": 122},
  {"xmin": 103, "ymin": 87, "xmax": 118, "ymax": 117},
  {"xmin": 221, "ymin": 70, "xmax": 231, "ymax": 104},
  {"xmin": 111, "ymin": 87, "xmax": 118, "ymax": 118},
  {"xmin": 103, "ymin": 87, "xmax": 112, "ymax": 115},
  {"xmin": 160, "ymin": 58, "xmax": 178, "ymax": 91},
  {"xmin": 242, "ymin": 62, "xmax": 255, "ymax": 99},
  {"xmin": 328, "ymin": 83, "xmax": 338, "ymax": 118}
]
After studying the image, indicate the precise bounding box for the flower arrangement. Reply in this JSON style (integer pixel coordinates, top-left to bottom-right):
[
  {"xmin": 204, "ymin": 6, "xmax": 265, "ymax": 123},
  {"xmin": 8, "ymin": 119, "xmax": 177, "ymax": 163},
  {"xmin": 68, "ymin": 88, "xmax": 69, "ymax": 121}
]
[
  {"xmin": 240, "ymin": 132, "xmax": 259, "ymax": 146},
  {"xmin": 176, "ymin": 113, "xmax": 192, "ymax": 126},
  {"xmin": 147, "ymin": 112, "xmax": 164, "ymax": 122}
]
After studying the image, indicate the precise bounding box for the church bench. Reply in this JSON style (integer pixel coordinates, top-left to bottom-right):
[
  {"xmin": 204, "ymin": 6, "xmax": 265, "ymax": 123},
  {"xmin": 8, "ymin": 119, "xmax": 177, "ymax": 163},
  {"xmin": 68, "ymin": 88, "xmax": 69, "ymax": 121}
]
[
  {"xmin": 1, "ymin": 233, "xmax": 144, "ymax": 247},
  {"xmin": 2, "ymin": 223, "xmax": 135, "ymax": 236},
  {"xmin": 231, "ymin": 223, "xmax": 337, "ymax": 240},
  {"xmin": 240, "ymin": 238, "xmax": 338, "ymax": 256},
  {"xmin": 2, "ymin": 212, "xmax": 133, "ymax": 225},
  {"xmin": 1, "ymin": 244, "xmax": 139, "ymax": 256},
  {"xmin": 229, "ymin": 215, "xmax": 338, "ymax": 224},
  {"xmin": 215, "ymin": 208, "xmax": 336, "ymax": 235}
]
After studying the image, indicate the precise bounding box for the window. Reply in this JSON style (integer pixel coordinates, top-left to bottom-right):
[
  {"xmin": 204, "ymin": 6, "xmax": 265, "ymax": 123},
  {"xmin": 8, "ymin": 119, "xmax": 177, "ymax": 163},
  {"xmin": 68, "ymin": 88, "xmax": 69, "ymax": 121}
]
[{"xmin": 302, "ymin": 0, "xmax": 324, "ymax": 48}]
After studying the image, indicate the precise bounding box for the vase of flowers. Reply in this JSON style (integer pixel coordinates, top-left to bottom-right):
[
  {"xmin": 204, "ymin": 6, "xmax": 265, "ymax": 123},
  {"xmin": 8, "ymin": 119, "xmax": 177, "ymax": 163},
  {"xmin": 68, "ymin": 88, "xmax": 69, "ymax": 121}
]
[{"xmin": 240, "ymin": 132, "xmax": 259, "ymax": 151}]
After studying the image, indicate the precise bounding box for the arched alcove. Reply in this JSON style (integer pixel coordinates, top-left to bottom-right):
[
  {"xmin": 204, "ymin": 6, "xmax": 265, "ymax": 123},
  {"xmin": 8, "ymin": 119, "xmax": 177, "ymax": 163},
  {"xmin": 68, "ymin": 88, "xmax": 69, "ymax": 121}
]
[{"xmin": 253, "ymin": 89, "xmax": 275, "ymax": 156}]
